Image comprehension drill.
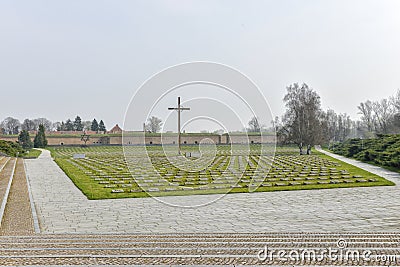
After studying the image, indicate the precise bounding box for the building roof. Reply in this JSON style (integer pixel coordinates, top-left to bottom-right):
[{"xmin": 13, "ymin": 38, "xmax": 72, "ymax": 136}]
[{"xmin": 109, "ymin": 124, "xmax": 123, "ymax": 133}]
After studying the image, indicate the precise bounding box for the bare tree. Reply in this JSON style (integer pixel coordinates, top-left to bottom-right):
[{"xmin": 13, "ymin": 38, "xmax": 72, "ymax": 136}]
[
  {"xmin": 390, "ymin": 89, "xmax": 400, "ymax": 112},
  {"xmin": 52, "ymin": 122, "xmax": 62, "ymax": 131},
  {"xmin": 248, "ymin": 116, "xmax": 261, "ymax": 132},
  {"xmin": 390, "ymin": 89, "xmax": 400, "ymax": 132},
  {"xmin": 0, "ymin": 117, "xmax": 21, "ymax": 135},
  {"xmin": 337, "ymin": 113, "xmax": 352, "ymax": 141},
  {"xmin": 372, "ymin": 99, "xmax": 393, "ymax": 134},
  {"xmin": 325, "ymin": 109, "xmax": 338, "ymax": 142},
  {"xmin": 33, "ymin": 118, "xmax": 53, "ymax": 132},
  {"xmin": 21, "ymin": 119, "xmax": 36, "ymax": 131},
  {"xmin": 322, "ymin": 109, "xmax": 354, "ymax": 144},
  {"xmin": 393, "ymin": 113, "xmax": 400, "ymax": 129},
  {"xmin": 273, "ymin": 116, "xmax": 291, "ymax": 146},
  {"xmin": 82, "ymin": 121, "xmax": 92, "ymax": 131},
  {"xmin": 282, "ymin": 83, "xmax": 325, "ymax": 154},
  {"xmin": 358, "ymin": 100, "xmax": 375, "ymax": 132},
  {"xmin": 145, "ymin": 116, "xmax": 163, "ymax": 133}
]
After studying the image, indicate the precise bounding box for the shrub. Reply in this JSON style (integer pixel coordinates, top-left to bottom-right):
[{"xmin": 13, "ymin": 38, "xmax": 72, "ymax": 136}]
[
  {"xmin": 333, "ymin": 134, "xmax": 400, "ymax": 171},
  {"xmin": 0, "ymin": 140, "xmax": 24, "ymax": 157}
]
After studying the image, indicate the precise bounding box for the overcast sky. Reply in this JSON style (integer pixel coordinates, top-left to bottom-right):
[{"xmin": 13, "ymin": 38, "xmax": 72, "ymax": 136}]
[{"xmin": 1, "ymin": 0, "xmax": 400, "ymax": 131}]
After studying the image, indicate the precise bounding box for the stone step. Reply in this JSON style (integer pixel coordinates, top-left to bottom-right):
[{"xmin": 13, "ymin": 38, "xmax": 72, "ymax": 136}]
[{"xmin": 0, "ymin": 234, "xmax": 398, "ymax": 265}]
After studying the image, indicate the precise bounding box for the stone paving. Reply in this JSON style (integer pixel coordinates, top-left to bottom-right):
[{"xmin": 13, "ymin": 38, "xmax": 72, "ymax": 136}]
[{"xmin": 25, "ymin": 149, "xmax": 400, "ymax": 234}]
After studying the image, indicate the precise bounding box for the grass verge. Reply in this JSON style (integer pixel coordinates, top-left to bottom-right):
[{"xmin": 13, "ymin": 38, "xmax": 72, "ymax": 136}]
[{"xmin": 22, "ymin": 149, "xmax": 42, "ymax": 159}]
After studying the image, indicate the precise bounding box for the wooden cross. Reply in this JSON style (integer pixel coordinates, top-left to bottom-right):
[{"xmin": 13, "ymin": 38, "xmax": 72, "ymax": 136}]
[{"xmin": 168, "ymin": 97, "xmax": 190, "ymax": 154}]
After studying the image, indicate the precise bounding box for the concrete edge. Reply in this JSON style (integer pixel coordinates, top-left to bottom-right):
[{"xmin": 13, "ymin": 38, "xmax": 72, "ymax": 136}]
[
  {"xmin": 23, "ymin": 159, "xmax": 41, "ymax": 234},
  {"xmin": 0, "ymin": 158, "xmax": 17, "ymax": 228}
]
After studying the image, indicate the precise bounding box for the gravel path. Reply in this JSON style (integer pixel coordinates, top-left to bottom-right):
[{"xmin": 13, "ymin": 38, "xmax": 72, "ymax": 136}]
[
  {"xmin": 0, "ymin": 158, "xmax": 34, "ymax": 235},
  {"xmin": 0, "ymin": 158, "xmax": 15, "ymax": 215},
  {"xmin": 0, "ymin": 157, "xmax": 6, "ymax": 169}
]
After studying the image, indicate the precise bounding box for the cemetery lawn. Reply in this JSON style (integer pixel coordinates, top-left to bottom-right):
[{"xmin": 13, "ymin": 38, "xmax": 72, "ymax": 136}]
[{"xmin": 48, "ymin": 145, "xmax": 394, "ymax": 200}]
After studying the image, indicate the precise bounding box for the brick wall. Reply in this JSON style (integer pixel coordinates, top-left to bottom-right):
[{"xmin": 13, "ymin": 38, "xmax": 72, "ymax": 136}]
[{"xmin": 0, "ymin": 133, "xmax": 276, "ymax": 146}]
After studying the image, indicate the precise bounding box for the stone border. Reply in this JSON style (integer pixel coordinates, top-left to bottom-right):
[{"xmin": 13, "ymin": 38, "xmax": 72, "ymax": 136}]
[
  {"xmin": 0, "ymin": 158, "xmax": 16, "ymax": 228},
  {"xmin": 23, "ymin": 159, "xmax": 41, "ymax": 234}
]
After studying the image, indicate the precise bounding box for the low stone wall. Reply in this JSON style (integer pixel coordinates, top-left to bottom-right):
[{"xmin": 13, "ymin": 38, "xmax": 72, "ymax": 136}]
[
  {"xmin": 0, "ymin": 133, "xmax": 276, "ymax": 146},
  {"xmin": 224, "ymin": 134, "xmax": 276, "ymax": 144},
  {"xmin": 115, "ymin": 135, "xmax": 221, "ymax": 145}
]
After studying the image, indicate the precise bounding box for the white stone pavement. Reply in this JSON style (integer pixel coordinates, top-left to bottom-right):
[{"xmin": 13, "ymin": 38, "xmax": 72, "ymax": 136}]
[{"xmin": 24, "ymin": 149, "xmax": 400, "ymax": 234}]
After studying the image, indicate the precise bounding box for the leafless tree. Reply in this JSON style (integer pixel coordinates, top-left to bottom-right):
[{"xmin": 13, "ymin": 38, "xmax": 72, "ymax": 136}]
[
  {"xmin": 390, "ymin": 89, "xmax": 400, "ymax": 112},
  {"xmin": 145, "ymin": 116, "xmax": 163, "ymax": 133},
  {"xmin": 82, "ymin": 121, "xmax": 92, "ymax": 131},
  {"xmin": 282, "ymin": 83, "xmax": 325, "ymax": 154},
  {"xmin": 337, "ymin": 113, "xmax": 352, "ymax": 141},
  {"xmin": 52, "ymin": 122, "xmax": 62, "ymax": 131},
  {"xmin": 33, "ymin": 118, "xmax": 53, "ymax": 132},
  {"xmin": 323, "ymin": 109, "xmax": 353, "ymax": 143},
  {"xmin": 372, "ymin": 99, "xmax": 393, "ymax": 134},
  {"xmin": 390, "ymin": 89, "xmax": 400, "ymax": 131},
  {"xmin": 325, "ymin": 109, "xmax": 338, "ymax": 142},
  {"xmin": 358, "ymin": 100, "xmax": 375, "ymax": 132},
  {"xmin": 248, "ymin": 116, "xmax": 261, "ymax": 132},
  {"xmin": 21, "ymin": 119, "xmax": 36, "ymax": 131},
  {"xmin": 0, "ymin": 117, "xmax": 21, "ymax": 135}
]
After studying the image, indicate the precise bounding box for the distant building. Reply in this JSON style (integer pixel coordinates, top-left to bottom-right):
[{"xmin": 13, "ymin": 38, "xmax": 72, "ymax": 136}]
[{"xmin": 108, "ymin": 124, "xmax": 123, "ymax": 134}]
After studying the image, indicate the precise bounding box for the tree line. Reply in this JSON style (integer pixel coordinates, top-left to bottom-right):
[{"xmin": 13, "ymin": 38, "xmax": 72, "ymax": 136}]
[
  {"xmin": 0, "ymin": 116, "xmax": 107, "ymax": 135},
  {"xmin": 274, "ymin": 83, "xmax": 400, "ymax": 154},
  {"xmin": 357, "ymin": 90, "xmax": 400, "ymax": 136}
]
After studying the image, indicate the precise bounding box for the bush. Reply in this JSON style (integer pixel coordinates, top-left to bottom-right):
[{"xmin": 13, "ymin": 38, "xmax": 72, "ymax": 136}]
[
  {"xmin": 347, "ymin": 145, "xmax": 361, "ymax": 157},
  {"xmin": 0, "ymin": 140, "xmax": 24, "ymax": 157},
  {"xmin": 333, "ymin": 134, "xmax": 400, "ymax": 171}
]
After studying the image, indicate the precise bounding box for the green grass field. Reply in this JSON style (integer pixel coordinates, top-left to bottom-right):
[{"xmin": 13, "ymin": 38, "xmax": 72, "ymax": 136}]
[
  {"xmin": 48, "ymin": 145, "xmax": 394, "ymax": 200},
  {"xmin": 22, "ymin": 148, "xmax": 42, "ymax": 159}
]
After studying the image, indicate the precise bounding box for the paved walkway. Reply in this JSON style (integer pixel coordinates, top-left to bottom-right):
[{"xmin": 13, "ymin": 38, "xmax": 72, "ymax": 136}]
[{"xmin": 25, "ymin": 149, "xmax": 400, "ymax": 234}]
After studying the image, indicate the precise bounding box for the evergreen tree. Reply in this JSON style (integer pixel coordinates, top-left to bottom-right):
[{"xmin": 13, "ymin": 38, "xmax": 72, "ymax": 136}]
[
  {"xmin": 34, "ymin": 125, "xmax": 48, "ymax": 148},
  {"xmin": 18, "ymin": 130, "xmax": 33, "ymax": 149},
  {"xmin": 91, "ymin": 119, "xmax": 99, "ymax": 132},
  {"xmin": 99, "ymin": 120, "xmax": 106, "ymax": 132},
  {"xmin": 65, "ymin": 119, "xmax": 74, "ymax": 131},
  {"xmin": 74, "ymin": 116, "xmax": 83, "ymax": 131},
  {"xmin": 57, "ymin": 121, "xmax": 65, "ymax": 131}
]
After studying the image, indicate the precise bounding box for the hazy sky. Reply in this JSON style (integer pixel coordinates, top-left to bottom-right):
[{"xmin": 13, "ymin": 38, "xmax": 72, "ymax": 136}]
[{"xmin": 1, "ymin": 0, "xmax": 400, "ymax": 131}]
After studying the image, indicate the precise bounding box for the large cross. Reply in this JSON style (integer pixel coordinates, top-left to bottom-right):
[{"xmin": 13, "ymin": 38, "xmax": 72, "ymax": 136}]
[{"xmin": 168, "ymin": 97, "xmax": 190, "ymax": 154}]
